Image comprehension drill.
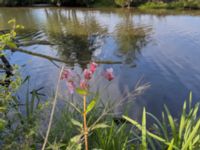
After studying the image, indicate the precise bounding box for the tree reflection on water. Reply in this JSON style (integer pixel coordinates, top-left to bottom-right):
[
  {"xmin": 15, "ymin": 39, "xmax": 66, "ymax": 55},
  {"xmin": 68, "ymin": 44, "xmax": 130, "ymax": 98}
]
[{"xmin": 114, "ymin": 12, "xmax": 152, "ymax": 64}]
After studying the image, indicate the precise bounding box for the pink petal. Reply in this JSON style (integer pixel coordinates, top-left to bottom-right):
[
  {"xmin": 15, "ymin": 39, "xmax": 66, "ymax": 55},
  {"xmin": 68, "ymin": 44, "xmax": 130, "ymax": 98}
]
[
  {"xmin": 90, "ymin": 62, "xmax": 98, "ymax": 74},
  {"xmin": 83, "ymin": 69, "xmax": 92, "ymax": 80},
  {"xmin": 61, "ymin": 69, "xmax": 72, "ymax": 80},
  {"xmin": 104, "ymin": 68, "xmax": 114, "ymax": 81},
  {"xmin": 80, "ymin": 80, "xmax": 89, "ymax": 90},
  {"xmin": 67, "ymin": 81, "xmax": 76, "ymax": 94}
]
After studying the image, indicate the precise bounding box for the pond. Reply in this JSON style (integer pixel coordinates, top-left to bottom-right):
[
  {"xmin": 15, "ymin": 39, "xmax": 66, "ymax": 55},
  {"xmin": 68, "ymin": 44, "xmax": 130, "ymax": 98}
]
[{"xmin": 0, "ymin": 7, "xmax": 200, "ymax": 119}]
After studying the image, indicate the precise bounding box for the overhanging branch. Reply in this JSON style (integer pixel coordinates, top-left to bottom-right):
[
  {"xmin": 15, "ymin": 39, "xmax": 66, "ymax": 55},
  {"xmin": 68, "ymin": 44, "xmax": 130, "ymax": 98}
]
[{"xmin": 6, "ymin": 47, "xmax": 122, "ymax": 65}]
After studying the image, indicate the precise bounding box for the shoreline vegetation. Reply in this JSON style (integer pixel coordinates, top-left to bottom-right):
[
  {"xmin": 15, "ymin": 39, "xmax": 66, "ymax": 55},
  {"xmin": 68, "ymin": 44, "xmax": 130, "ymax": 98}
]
[
  {"xmin": 0, "ymin": 0, "xmax": 200, "ymax": 10},
  {"xmin": 1, "ymin": 17, "xmax": 200, "ymax": 150},
  {"xmin": 0, "ymin": 19, "xmax": 200, "ymax": 150}
]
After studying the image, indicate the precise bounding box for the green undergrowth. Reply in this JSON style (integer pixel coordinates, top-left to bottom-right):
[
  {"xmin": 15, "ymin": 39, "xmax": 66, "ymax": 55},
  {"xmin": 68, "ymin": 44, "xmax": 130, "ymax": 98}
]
[{"xmin": 139, "ymin": 1, "xmax": 200, "ymax": 10}]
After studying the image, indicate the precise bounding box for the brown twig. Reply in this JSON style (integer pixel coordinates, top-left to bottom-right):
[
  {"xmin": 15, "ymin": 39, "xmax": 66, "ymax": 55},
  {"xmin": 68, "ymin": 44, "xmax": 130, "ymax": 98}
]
[{"xmin": 41, "ymin": 65, "xmax": 64, "ymax": 150}]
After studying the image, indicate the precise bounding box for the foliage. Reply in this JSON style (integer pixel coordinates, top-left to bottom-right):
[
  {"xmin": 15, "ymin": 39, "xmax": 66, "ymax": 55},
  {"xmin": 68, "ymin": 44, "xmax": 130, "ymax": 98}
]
[
  {"xmin": 91, "ymin": 0, "xmax": 115, "ymax": 7},
  {"xmin": 0, "ymin": 19, "xmax": 23, "ymax": 51},
  {"xmin": 1, "ymin": 0, "xmax": 200, "ymax": 9},
  {"xmin": 48, "ymin": 95, "xmax": 136, "ymax": 150},
  {"xmin": 123, "ymin": 92, "xmax": 200, "ymax": 150},
  {"xmin": 0, "ymin": 77, "xmax": 47, "ymax": 149},
  {"xmin": 49, "ymin": 63, "xmax": 114, "ymax": 150},
  {"xmin": 0, "ymin": 19, "xmax": 23, "ymax": 131},
  {"xmin": 138, "ymin": 0, "xmax": 200, "ymax": 9},
  {"xmin": 1, "ymin": 20, "xmax": 200, "ymax": 150},
  {"xmin": 0, "ymin": 20, "xmax": 46, "ymax": 149},
  {"xmin": 115, "ymin": 0, "xmax": 133, "ymax": 7}
]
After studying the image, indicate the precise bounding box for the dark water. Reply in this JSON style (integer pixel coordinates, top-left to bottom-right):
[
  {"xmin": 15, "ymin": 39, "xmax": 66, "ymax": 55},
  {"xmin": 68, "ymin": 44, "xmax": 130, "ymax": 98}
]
[{"xmin": 1, "ymin": 7, "xmax": 200, "ymax": 119}]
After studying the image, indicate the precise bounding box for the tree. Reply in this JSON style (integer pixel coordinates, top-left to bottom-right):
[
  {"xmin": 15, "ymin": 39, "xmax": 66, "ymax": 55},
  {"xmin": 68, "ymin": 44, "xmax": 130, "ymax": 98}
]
[{"xmin": 115, "ymin": 0, "xmax": 133, "ymax": 8}]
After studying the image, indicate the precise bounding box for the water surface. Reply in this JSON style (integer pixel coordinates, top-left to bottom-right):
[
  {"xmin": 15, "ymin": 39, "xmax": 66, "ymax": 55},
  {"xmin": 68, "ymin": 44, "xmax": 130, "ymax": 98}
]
[{"xmin": 1, "ymin": 7, "xmax": 200, "ymax": 119}]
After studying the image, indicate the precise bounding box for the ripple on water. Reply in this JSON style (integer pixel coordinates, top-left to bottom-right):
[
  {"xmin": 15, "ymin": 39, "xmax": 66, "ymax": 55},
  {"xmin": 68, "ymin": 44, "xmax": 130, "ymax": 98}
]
[{"xmin": 1, "ymin": 8, "xmax": 200, "ymax": 118}]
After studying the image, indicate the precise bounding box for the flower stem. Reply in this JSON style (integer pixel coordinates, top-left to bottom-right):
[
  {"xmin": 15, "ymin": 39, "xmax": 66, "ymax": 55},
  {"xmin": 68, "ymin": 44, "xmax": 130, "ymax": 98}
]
[{"xmin": 83, "ymin": 95, "xmax": 88, "ymax": 150}]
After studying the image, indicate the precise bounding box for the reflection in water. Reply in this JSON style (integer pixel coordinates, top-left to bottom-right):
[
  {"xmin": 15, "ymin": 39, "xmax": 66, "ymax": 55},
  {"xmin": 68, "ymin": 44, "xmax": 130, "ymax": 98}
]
[
  {"xmin": 1, "ymin": 8, "xmax": 200, "ymax": 120},
  {"xmin": 114, "ymin": 13, "xmax": 151, "ymax": 64},
  {"xmin": 43, "ymin": 9, "xmax": 107, "ymax": 68}
]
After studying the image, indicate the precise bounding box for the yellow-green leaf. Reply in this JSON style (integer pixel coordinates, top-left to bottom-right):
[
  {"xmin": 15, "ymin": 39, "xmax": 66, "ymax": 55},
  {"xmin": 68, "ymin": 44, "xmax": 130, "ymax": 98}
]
[
  {"xmin": 71, "ymin": 118, "xmax": 82, "ymax": 128},
  {"xmin": 76, "ymin": 88, "xmax": 87, "ymax": 95},
  {"xmin": 7, "ymin": 41, "xmax": 17, "ymax": 48},
  {"xmin": 0, "ymin": 119, "xmax": 6, "ymax": 131},
  {"xmin": 91, "ymin": 123, "xmax": 109, "ymax": 131},
  {"xmin": 86, "ymin": 98, "xmax": 97, "ymax": 114}
]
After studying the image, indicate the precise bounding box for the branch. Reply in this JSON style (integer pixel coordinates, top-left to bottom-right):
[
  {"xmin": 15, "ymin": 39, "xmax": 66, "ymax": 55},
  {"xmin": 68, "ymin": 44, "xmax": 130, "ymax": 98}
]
[
  {"xmin": 17, "ymin": 40, "xmax": 54, "ymax": 46},
  {"xmin": 6, "ymin": 47, "xmax": 122, "ymax": 65}
]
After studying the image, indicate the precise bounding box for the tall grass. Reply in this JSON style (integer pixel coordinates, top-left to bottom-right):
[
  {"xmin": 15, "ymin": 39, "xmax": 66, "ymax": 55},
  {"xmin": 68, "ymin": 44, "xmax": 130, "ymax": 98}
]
[
  {"xmin": 139, "ymin": 1, "xmax": 200, "ymax": 10},
  {"xmin": 2, "ymin": 20, "xmax": 200, "ymax": 150},
  {"xmin": 123, "ymin": 92, "xmax": 200, "ymax": 150}
]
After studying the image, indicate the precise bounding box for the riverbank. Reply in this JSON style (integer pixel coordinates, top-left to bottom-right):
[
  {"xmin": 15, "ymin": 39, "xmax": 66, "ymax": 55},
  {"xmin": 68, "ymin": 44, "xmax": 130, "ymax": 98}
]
[
  {"xmin": 1, "ymin": 8, "xmax": 200, "ymax": 150},
  {"xmin": 1, "ymin": 0, "xmax": 200, "ymax": 10},
  {"xmin": 139, "ymin": 1, "xmax": 200, "ymax": 10}
]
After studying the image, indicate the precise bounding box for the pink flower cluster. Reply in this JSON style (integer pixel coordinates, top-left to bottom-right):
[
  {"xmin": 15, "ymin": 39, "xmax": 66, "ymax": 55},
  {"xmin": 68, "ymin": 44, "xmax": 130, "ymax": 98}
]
[{"xmin": 61, "ymin": 62, "xmax": 114, "ymax": 94}]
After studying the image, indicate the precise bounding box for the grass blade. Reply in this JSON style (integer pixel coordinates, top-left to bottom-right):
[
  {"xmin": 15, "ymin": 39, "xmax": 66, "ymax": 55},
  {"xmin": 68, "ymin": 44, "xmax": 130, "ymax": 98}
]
[{"xmin": 142, "ymin": 108, "xmax": 147, "ymax": 150}]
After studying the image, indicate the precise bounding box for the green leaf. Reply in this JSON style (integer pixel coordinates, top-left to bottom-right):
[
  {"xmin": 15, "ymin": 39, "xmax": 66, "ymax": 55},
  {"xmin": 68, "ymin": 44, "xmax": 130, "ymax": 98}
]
[
  {"xmin": 7, "ymin": 41, "xmax": 17, "ymax": 48},
  {"xmin": 0, "ymin": 107, "xmax": 6, "ymax": 112},
  {"xmin": 86, "ymin": 98, "xmax": 97, "ymax": 114},
  {"xmin": 179, "ymin": 101, "xmax": 186, "ymax": 141},
  {"xmin": 189, "ymin": 92, "xmax": 192, "ymax": 110},
  {"xmin": 71, "ymin": 118, "xmax": 82, "ymax": 128},
  {"xmin": 192, "ymin": 135, "xmax": 199, "ymax": 145},
  {"xmin": 0, "ymin": 119, "xmax": 6, "ymax": 131},
  {"xmin": 164, "ymin": 105, "xmax": 177, "ymax": 141},
  {"xmin": 22, "ymin": 75, "xmax": 30, "ymax": 84},
  {"xmin": 142, "ymin": 108, "xmax": 147, "ymax": 150},
  {"xmin": 167, "ymin": 139, "xmax": 174, "ymax": 150},
  {"xmin": 76, "ymin": 88, "xmax": 88, "ymax": 95},
  {"xmin": 8, "ymin": 19, "xmax": 15, "ymax": 24},
  {"xmin": 66, "ymin": 134, "xmax": 82, "ymax": 150},
  {"xmin": 122, "ymin": 115, "xmax": 177, "ymax": 148},
  {"xmin": 147, "ymin": 112, "xmax": 168, "ymax": 141},
  {"xmin": 182, "ymin": 119, "xmax": 200, "ymax": 150},
  {"xmin": 91, "ymin": 123, "xmax": 109, "ymax": 131},
  {"xmin": 68, "ymin": 101, "xmax": 82, "ymax": 114}
]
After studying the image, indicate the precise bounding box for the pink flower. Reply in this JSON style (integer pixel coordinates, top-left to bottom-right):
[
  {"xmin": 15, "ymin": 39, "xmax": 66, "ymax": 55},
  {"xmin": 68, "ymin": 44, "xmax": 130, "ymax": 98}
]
[
  {"xmin": 104, "ymin": 68, "xmax": 114, "ymax": 81},
  {"xmin": 80, "ymin": 80, "xmax": 89, "ymax": 90},
  {"xmin": 83, "ymin": 69, "xmax": 92, "ymax": 80},
  {"xmin": 67, "ymin": 80, "xmax": 76, "ymax": 94},
  {"xmin": 90, "ymin": 62, "xmax": 98, "ymax": 74},
  {"xmin": 61, "ymin": 69, "xmax": 72, "ymax": 80}
]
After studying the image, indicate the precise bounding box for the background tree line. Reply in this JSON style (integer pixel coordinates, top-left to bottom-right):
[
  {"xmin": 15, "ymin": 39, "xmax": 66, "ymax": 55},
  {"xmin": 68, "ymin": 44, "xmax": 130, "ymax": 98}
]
[{"xmin": 0, "ymin": 0, "xmax": 200, "ymax": 11}]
